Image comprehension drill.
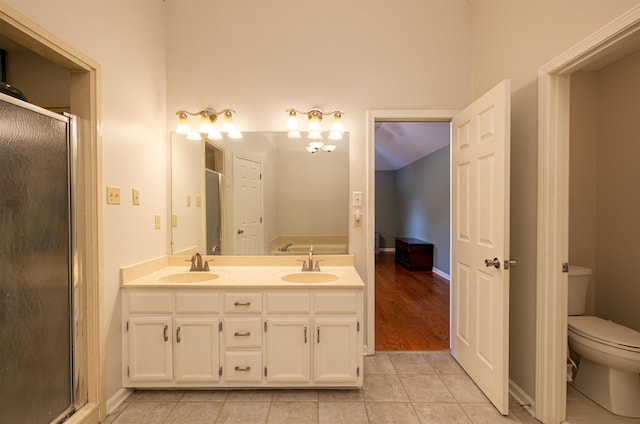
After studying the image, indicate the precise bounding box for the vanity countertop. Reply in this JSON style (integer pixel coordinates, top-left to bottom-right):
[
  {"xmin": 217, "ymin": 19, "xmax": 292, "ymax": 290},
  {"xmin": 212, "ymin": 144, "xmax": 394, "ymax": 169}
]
[{"xmin": 121, "ymin": 255, "xmax": 365, "ymax": 289}]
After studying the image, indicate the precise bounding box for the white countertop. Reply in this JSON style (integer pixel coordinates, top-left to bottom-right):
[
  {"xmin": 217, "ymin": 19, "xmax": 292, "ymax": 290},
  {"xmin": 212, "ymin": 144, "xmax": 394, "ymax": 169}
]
[{"xmin": 121, "ymin": 255, "xmax": 365, "ymax": 289}]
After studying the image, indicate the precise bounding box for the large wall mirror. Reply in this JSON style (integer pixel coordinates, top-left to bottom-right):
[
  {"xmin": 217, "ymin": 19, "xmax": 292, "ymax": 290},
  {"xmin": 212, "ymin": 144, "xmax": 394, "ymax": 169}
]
[{"xmin": 170, "ymin": 132, "xmax": 349, "ymax": 256}]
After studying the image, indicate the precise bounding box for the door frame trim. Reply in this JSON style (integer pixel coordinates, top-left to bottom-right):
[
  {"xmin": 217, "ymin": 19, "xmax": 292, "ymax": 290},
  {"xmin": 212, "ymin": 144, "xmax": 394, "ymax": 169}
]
[
  {"xmin": 365, "ymin": 109, "xmax": 458, "ymax": 355},
  {"xmin": 536, "ymin": 5, "xmax": 640, "ymax": 423}
]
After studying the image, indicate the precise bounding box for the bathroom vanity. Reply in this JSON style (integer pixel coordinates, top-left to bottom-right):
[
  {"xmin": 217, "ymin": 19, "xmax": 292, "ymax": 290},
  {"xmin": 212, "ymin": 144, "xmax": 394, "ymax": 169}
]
[{"xmin": 121, "ymin": 255, "xmax": 364, "ymax": 389}]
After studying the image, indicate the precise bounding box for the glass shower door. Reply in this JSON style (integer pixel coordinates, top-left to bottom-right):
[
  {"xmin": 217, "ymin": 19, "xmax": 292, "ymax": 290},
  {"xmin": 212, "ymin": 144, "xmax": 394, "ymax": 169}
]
[{"xmin": 0, "ymin": 94, "xmax": 75, "ymax": 424}]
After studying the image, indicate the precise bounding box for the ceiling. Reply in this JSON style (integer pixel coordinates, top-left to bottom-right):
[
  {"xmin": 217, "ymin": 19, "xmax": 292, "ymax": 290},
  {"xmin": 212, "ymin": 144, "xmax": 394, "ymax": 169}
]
[{"xmin": 375, "ymin": 121, "xmax": 450, "ymax": 171}]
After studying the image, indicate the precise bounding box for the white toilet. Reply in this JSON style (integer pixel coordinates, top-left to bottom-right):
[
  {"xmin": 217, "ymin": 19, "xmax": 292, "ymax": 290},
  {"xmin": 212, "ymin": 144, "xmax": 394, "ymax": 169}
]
[{"xmin": 567, "ymin": 265, "xmax": 640, "ymax": 418}]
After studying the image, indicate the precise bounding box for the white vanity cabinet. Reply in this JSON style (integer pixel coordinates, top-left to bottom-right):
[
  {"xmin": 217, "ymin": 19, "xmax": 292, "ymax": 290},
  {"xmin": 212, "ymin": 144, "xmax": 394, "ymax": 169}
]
[
  {"xmin": 122, "ymin": 280, "xmax": 363, "ymax": 388},
  {"xmin": 123, "ymin": 289, "xmax": 220, "ymax": 387},
  {"xmin": 264, "ymin": 291, "xmax": 362, "ymax": 385}
]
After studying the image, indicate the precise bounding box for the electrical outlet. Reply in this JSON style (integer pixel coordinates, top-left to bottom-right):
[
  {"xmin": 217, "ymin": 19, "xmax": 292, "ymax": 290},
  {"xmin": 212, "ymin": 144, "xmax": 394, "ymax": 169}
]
[
  {"xmin": 132, "ymin": 188, "xmax": 140, "ymax": 205},
  {"xmin": 106, "ymin": 186, "xmax": 120, "ymax": 205},
  {"xmin": 353, "ymin": 191, "xmax": 363, "ymax": 206}
]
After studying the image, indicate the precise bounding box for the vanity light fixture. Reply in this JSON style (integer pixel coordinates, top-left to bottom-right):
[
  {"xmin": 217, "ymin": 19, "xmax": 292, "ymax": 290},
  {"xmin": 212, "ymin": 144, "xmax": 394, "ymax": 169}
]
[
  {"xmin": 175, "ymin": 108, "xmax": 242, "ymax": 140},
  {"xmin": 286, "ymin": 108, "xmax": 344, "ymax": 152}
]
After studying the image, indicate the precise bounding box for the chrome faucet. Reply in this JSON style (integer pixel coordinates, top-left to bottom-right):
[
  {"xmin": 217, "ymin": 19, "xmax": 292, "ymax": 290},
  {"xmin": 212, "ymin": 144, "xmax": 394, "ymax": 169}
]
[
  {"xmin": 187, "ymin": 252, "xmax": 210, "ymax": 272},
  {"xmin": 298, "ymin": 246, "xmax": 322, "ymax": 272}
]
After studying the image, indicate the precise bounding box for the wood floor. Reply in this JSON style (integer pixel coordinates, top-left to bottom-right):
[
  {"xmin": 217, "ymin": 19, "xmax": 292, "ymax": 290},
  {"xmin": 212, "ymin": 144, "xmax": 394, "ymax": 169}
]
[{"xmin": 375, "ymin": 252, "xmax": 450, "ymax": 351}]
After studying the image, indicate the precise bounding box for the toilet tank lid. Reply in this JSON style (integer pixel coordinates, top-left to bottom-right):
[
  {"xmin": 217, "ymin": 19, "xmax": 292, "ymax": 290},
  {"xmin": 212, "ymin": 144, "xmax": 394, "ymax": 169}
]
[
  {"xmin": 568, "ymin": 265, "xmax": 592, "ymax": 276},
  {"xmin": 568, "ymin": 316, "xmax": 640, "ymax": 348}
]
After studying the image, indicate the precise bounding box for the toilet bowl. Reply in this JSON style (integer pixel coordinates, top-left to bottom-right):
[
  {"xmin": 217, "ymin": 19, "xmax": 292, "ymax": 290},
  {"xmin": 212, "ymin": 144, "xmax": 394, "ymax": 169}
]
[
  {"xmin": 568, "ymin": 316, "xmax": 640, "ymax": 417},
  {"xmin": 567, "ymin": 265, "xmax": 640, "ymax": 418}
]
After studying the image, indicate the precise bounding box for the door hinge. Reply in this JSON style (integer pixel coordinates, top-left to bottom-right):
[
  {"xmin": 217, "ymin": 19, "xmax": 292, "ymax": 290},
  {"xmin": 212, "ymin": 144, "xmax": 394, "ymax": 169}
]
[
  {"xmin": 562, "ymin": 262, "xmax": 569, "ymax": 273},
  {"xmin": 219, "ymin": 366, "xmax": 223, "ymax": 377},
  {"xmin": 219, "ymin": 321, "xmax": 223, "ymax": 332},
  {"xmin": 264, "ymin": 367, "xmax": 267, "ymax": 377}
]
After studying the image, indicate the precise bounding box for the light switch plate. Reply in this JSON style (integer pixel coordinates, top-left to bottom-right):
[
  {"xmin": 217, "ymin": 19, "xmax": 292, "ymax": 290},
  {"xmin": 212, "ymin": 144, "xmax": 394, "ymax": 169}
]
[
  {"xmin": 106, "ymin": 186, "xmax": 120, "ymax": 205},
  {"xmin": 172, "ymin": 213, "xmax": 178, "ymax": 228},
  {"xmin": 353, "ymin": 191, "xmax": 363, "ymax": 207},
  {"xmin": 132, "ymin": 188, "xmax": 140, "ymax": 205},
  {"xmin": 195, "ymin": 196, "xmax": 201, "ymax": 207},
  {"xmin": 186, "ymin": 195, "xmax": 191, "ymax": 207},
  {"xmin": 154, "ymin": 214, "xmax": 161, "ymax": 229}
]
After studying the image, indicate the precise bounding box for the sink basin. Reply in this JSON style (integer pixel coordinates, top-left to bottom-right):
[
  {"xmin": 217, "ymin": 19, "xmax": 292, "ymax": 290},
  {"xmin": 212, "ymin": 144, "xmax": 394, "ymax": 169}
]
[
  {"xmin": 158, "ymin": 272, "xmax": 219, "ymax": 283},
  {"xmin": 281, "ymin": 272, "xmax": 340, "ymax": 283}
]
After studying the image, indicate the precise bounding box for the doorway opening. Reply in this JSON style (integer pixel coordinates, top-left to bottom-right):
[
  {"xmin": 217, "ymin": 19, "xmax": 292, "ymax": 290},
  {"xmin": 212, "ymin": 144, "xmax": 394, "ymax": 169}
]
[
  {"xmin": 536, "ymin": 6, "xmax": 640, "ymax": 423},
  {"xmin": 366, "ymin": 111, "xmax": 457, "ymax": 353}
]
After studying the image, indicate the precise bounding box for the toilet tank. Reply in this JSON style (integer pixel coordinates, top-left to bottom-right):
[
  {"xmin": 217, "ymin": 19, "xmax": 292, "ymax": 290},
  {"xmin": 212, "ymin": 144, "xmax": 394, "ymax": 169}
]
[{"xmin": 568, "ymin": 265, "xmax": 592, "ymax": 315}]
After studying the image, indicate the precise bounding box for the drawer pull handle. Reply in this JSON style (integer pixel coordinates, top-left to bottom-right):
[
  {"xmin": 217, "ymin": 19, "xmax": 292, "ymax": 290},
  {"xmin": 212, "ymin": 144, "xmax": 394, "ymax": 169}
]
[
  {"xmin": 176, "ymin": 326, "xmax": 181, "ymax": 343},
  {"xmin": 304, "ymin": 326, "xmax": 307, "ymax": 343},
  {"xmin": 234, "ymin": 331, "xmax": 251, "ymax": 337},
  {"xmin": 234, "ymin": 301, "xmax": 251, "ymax": 307},
  {"xmin": 234, "ymin": 366, "xmax": 251, "ymax": 372},
  {"xmin": 317, "ymin": 327, "xmax": 320, "ymax": 343},
  {"xmin": 163, "ymin": 325, "xmax": 169, "ymax": 342}
]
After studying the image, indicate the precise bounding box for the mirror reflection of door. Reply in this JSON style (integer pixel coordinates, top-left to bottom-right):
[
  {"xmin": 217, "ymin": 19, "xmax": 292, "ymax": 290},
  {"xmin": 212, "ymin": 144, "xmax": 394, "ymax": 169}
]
[
  {"xmin": 205, "ymin": 169, "xmax": 222, "ymax": 255},
  {"xmin": 232, "ymin": 154, "xmax": 264, "ymax": 255}
]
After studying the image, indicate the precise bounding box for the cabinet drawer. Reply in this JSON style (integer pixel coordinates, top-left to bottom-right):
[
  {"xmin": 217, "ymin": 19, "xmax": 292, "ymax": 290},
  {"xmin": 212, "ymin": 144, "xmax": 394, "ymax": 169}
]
[
  {"xmin": 127, "ymin": 291, "xmax": 172, "ymax": 314},
  {"xmin": 224, "ymin": 292, "xmax": 262, "ymax": 313},
  {"xmin": 224, "ymin": 317, "xmax": 262, "ymax": 348},
  {"xmin": 314, "ymin": 292, "xmax": 358, "ymax": 314},
  {"xmin": 224, "ymin": 351, "xmax": 263, "ymax": 382},
  {"xmin": 175, "ymin": 291, "xmax": 219, "ymax": 314},
  {"xmin": 266, "ymin": 292, "xmax": 310, "ymax": 313}
]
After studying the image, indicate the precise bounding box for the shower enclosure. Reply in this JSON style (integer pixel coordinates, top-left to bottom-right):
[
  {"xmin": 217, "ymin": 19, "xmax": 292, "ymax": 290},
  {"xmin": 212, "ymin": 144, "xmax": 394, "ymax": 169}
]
[{"xmin": 0, "ymin": 93, "xmax": 85, "ymax": 423}]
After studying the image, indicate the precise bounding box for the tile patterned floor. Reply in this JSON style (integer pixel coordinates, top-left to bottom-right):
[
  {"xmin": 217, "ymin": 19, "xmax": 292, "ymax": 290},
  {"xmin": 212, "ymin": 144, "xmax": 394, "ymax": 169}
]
[
  {"xmin": 565, "ymin": 385, "xmax": 640, "ymax": 424},
  {"xmin": 106, "ymin": 351, "xmax": 541, "ymax": 424}
]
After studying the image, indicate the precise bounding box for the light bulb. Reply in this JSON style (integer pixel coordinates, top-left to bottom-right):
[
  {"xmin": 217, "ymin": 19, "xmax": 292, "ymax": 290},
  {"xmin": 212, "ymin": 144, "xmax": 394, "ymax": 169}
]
[
  {"xmin": 228, "ymin": 131, "xmax": 243, "ymax": 139},
  {"xmin": 329, "ymin": 112, "xmax": 344, "ymax": 134},
  {"xmin": 221, "ymin": 111, "xmax": 236, "ymax": 133},
  {"xmin": 176, "ymin": 112, "xmax": 190, "ymax": 135},
  {"xmin": 307, "ymin": 111, "xmax": 322, "ymax": 133},
  {"xmin": 186, "ymin": 130, "xmax": 202, "ymax": 141},
  {"xmin": 308, "ymin": 131, "xmax": 322, "ymax": 140},
  {"xmin": 309, "ymin": 140, "xmax": 324, "ymax": 149},
  {"xmin": 286, "ymin": 110, "xmax": 299, "ymax": 130},
  {"xmin": 207, "ymin": 130, "xmax": 222, "ymax": 141},
  {"xmin": 199, "ymin": 113, "xmax": 213, "ymax": 134}
]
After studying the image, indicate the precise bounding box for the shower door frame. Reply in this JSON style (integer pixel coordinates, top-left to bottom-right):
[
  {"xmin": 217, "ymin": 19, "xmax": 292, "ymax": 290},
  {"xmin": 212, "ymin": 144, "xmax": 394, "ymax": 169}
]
[{"xmin": 0, "ymin": 4, "xmax": 104, "ymax": 424}]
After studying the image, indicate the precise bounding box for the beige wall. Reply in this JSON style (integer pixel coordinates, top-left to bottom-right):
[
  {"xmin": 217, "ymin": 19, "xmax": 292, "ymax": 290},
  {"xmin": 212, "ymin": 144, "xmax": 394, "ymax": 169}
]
[
  {"xmin": 469, "ymin": 0, "xmax": 640, "ymax": 398},
  {"xmin": 569, "ymin": 71, "xmax": 599, "ymax": 315},
  {"xmin": 570, "ymin": 50, "xmax": 640, "ymax": 332},
  {"xmin": 596, "ymin": 49, "xmax": 640, "ymax": 331}
]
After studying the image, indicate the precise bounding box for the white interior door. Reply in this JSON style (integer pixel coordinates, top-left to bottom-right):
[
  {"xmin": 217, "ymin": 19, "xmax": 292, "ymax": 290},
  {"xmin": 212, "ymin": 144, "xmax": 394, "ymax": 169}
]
[
  {"xmin": 451, "ymin": 79, "xmax": 511, "ymax": 415},
  {"xmin": 232, "ymin": 154, "xmax": 263, "ymax": 255}
]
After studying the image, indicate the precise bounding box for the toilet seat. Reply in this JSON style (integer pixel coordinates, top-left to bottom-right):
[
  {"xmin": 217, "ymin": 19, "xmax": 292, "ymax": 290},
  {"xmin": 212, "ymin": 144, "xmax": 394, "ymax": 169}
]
[{"xmin": 568, "ymin": 316, "xmax": 640, "ymax": 353}]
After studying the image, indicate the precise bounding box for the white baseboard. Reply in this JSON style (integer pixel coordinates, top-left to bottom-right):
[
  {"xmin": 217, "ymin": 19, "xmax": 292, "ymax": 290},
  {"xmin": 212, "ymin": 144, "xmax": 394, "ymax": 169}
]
[
  {"xmin": 432, "ymin": 267, "xmax": 450, "ymax": 280},
  {"xmin": 509, "ymin": 379, "xmax": 536, "ymax": 418},
  {"xmin": 106, "ymin": 387, "xmax": 133, "ymax": 415}
]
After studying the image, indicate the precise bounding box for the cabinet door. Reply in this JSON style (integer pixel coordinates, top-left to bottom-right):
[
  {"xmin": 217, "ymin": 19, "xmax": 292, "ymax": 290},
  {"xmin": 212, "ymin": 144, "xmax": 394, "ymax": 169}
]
[
  {"xmin": 174, "ymin": 317, "xmax": 220, "ymax": 383},
  {"xmin": 265, "ymin": 318, "xmax": 310, "ymax": 382},
  {"xmin": 314, "ymin": 318, "xmax": 359, "ymax": 383},
  {"xmin": 127, "ymin": 316, "xmax": 173, "ymax": 383}
]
